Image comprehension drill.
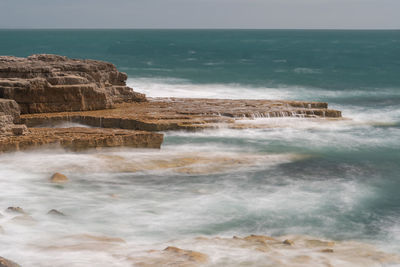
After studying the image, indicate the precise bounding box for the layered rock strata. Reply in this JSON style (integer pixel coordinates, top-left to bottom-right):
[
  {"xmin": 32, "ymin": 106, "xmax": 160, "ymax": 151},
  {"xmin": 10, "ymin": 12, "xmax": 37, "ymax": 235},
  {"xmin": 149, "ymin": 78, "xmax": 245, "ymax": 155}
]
[
  {"xmin": 0, "ymin": 54, "xmax": 146, "ymax": 114},
  {"xmin": 22, "ymin": 97, "xmax": 342, "ymax": 131},
  {"xmin": 0, "ymin": 128, "xmax": 163, "ymax": 152},
  {"xmin": 0, "ymin": 99, "xmax": 27, "ymax": 136}
]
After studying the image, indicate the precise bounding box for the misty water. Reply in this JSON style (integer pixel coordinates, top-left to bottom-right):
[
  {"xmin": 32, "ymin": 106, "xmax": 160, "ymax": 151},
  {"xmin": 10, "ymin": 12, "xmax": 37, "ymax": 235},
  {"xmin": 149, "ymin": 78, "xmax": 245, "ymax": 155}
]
[{"xmin": 0, "ymin": 30, "xmax": 399, "ymax": 266}]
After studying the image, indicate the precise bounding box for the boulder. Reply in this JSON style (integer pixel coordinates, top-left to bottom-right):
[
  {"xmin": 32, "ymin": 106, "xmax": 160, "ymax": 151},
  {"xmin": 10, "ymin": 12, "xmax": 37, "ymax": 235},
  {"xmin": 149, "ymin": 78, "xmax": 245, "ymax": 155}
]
[
  {"xmin": 0, "ymin": 54, "xmax": 146, "ymax": 114},
  {"xmin": 50, "ymin": 173, "xmax": 68, "ymax": 183}
]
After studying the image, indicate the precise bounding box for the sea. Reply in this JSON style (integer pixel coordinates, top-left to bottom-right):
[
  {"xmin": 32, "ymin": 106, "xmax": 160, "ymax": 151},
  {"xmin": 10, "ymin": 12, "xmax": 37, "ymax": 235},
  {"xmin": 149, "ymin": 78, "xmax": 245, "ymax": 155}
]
[{"xmin": 0, "ymin": 29, "xmax": 399, "ymax": 266}]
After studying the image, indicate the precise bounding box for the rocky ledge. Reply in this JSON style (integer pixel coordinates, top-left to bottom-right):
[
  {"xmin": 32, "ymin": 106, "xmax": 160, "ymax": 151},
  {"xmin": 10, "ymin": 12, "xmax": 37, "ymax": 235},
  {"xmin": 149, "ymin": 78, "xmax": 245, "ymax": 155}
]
[
  {"xmin": 0, "ymin": 54, "xmax": 342, "ymax": 152},
  {"xmin": 0, "ymin": 128, "xmax": 163, "ymax": 152},
  {"xmin": 22, "ymin": 97, "xmax": 342, "ymax": 131}
]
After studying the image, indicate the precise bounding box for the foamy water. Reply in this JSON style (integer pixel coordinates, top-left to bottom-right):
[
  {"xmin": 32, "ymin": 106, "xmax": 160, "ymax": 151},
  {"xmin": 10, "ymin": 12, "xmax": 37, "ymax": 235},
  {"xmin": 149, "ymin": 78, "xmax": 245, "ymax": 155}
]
[{"xmin": 1, "ymin": 78, "xmax": 400, "ymax": 266}]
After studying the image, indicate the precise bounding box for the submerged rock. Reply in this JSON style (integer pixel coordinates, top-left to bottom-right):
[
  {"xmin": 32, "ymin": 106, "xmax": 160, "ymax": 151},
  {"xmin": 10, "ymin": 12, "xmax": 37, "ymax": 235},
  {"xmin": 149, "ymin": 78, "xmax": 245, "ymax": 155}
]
[
  {"xmin": 47, "ymin": 209, "xmax": 65, "ymax": 216},
  {"xmin": 50, "ymin": 172, "xmax": 68, "ymax": 183},
  {"xmin": 5, "ymin": 207, "xmax": 26, "ymax": 214},
  {"xmin": 163, "ymin": 246, "xmax": 209, "ymax": 263},
  {"xmin": 0, "ymin": 257, "xmax": 20, "ymax": 267}
]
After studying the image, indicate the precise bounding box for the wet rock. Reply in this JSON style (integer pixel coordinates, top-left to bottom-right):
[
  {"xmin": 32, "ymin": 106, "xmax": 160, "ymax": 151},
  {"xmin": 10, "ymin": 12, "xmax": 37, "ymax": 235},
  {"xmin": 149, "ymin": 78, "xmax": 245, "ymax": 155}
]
[
  {"xmin": 47, "ymin": 209, "xmax": 65, "ymax": 216},
  {"xmin": 5, "ymin": 207, "xmax": 26, "ymax": 214},
  {"xmin": 0, "ymin": 54, "xmax": 146, "ymax": 114},
  {"xmin": 22, "ymin": 97, "xmax": 342, "ymax": 132},
  {"xmin": 50, "ymin": 172, "xmax": 68, "ymax": 183},
  {"xmin": 163, "ymin": 246, "xmax": 209, "ymax": 263},
  {"xmin": 0, "ymin": 127, "xmax": 163, "ymax": 152},
  {"xmin": 283, "ymin": 239, "xmax": 295, "ymax": 246},
  {"xmin": 0, "ymin": 256, "xmax": 20, "ymax": 267}
]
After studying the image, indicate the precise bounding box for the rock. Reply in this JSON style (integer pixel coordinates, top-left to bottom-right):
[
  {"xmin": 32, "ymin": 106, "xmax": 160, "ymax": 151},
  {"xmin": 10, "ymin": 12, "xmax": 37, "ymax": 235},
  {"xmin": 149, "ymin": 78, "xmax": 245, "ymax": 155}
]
[
  {"xmin": 47, "ymin": 209, "xmax": 65, "ymax": 216},
  {"xmin": 163, "ymin": 246, "xmax": 209, "ymax": 263},
  {"xmin": 5, "ymin": 207, "xmax": 26, "ymax": 214},
  {"xmin": 0, "ymin": 99, "xmax": 27, "ymax": 136},
  {"xmin": 283, "ymin": 239, "xmax": 295, "ymax": 246},
  {"xmin": 21, "ymin": 97, "xmax": 343, "ymax": 132},
  {"xmin": 321, "ymin": 248, "xmax": 334, "ymax": 253},
  {"xmin": 0, "ymin": 257, "xmax": 20, "ymax": 267},
  {"xmin": 0, "ymin": 54, "xmax": 146, "ymax": 114},
  {"xmin": 0, "ymin": 127, "xmax": 163, "ymax": 153},
  {"xmin": 50, "ymin": 173, "xmax": 68, "ymax": 183}
]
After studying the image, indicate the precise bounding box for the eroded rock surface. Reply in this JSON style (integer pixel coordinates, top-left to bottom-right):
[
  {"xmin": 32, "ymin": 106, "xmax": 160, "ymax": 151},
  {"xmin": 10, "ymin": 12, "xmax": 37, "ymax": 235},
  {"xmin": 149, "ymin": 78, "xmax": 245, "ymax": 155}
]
[
  {"xmin": 0, "ymin": 54, "xmax": 146, "ymax": 114},
  {"xmin": 0, "ymin": 99, "xmax": 27, "ymax": 136},
  {"xmin": 22, "ymin": 97, "xmax": 342, "ymax": 131},
  {"xmin": 0, "ymin": 127, "xmax": 163, "ymax": 152}
]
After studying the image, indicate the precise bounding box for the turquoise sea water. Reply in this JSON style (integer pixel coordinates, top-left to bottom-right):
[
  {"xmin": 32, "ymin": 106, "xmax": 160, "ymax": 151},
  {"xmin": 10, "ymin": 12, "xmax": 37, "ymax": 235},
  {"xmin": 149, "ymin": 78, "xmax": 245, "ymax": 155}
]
[{"xmin": 0, "ymin": 30, "xmax": 400, "ymax": 265}]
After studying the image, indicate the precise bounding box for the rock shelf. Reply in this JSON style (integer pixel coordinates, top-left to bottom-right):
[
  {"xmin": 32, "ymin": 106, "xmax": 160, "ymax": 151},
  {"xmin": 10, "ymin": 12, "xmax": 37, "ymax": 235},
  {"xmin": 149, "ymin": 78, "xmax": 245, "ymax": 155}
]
[
  {"xmin": 21, "ymin": 97, "xmax": 342, "ymax": 131},
  {"xmin": 0, "ymin": 128, "xmax": 163, "ymax": 152}
]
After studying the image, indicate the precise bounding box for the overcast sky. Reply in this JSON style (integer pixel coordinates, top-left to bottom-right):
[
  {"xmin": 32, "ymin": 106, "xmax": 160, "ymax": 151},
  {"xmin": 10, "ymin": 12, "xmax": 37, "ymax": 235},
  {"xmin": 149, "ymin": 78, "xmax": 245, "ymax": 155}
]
[{"xmin": 0, "ymin": 0, "xmax": 399, "ymax": 29}]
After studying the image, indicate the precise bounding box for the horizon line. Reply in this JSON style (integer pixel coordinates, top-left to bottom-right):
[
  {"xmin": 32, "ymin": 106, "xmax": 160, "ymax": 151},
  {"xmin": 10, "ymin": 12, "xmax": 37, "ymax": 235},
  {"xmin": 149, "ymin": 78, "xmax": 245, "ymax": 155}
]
[{"xmin": 0, "ymin": 28, "xmax": 399, "ymax": 31}]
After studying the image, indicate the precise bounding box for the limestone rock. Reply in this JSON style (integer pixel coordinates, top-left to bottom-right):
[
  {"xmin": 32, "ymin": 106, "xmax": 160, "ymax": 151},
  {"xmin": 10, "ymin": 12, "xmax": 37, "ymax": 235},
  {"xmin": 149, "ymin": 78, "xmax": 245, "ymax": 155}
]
[
  {"xmin": 0, "ymin": 257, "xmax": 20, "ymax": 267},
  {"xmin": 0, "ymin": 127, "xmax": 163, "ymax": 153},
  {"xmin": 0, "ymin": 99, "xmax": 27, "ymax": 136},
  {"xmin": 50, "ymin": 173, "xmax": 68, "ymax": 183},
  {"xmin": 0, "ymin": 54, "xmax": 146, "ymax": 114},
  {"xmin": 21, "ymin": 97, "xmax": 343, "ymax": 132}
]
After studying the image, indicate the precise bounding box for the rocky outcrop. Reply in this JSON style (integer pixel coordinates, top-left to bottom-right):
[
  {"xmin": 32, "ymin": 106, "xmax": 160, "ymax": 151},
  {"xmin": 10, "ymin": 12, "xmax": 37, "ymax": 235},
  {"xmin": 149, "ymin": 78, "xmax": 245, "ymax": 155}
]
[
  {"xmin": 21, "ymin": 97, "xmax": 342, "ymax": 131},
  {"xmin": 0, "ymin": 127, "xmax": 163, "ymax": 152},
  {"xmin": 0, "ymin": 54, "xmax": 146, "ymax": 114}
]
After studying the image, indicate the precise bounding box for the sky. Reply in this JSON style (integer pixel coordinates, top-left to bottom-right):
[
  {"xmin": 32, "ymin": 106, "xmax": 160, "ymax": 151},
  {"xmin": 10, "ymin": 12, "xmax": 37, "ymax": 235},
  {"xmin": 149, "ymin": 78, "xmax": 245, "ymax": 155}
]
[{"xmin": 0, "ymin": 0, "xmax": 399, "ymax": 29}]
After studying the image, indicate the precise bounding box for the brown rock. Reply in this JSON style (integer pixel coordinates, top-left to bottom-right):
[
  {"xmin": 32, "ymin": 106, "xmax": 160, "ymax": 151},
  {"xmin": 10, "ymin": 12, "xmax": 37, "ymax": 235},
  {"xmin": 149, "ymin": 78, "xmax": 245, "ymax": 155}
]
[
  {"xmin": 321, "ymin": 248, "xmax": 334, "ymax": 253},
  {"xmin": 0, "ymin": 127, "xmax": 163, "ymax": 153},
  {"xmin": 0, "ymin": 54, "xmax": 146, "ymax": 114},
  {"xmin": 0, "ymin": 256, "xmax": 20, "ymax": 267},
  {"xmin": 0, "ymin": 99, "xmax": 27, "ymax": 136},
  {"xmin": 283, "ymin": 239, "xmax": 295, "ymax": 246},
  {"xmin": 5, "ymin": 207, "xmax": 26, "ymax": 214},
  {"xmin": 163, "ymin": 246, "xmax": 209, "ymax": 263},
  {"xmin": 50, "ymin": 173, "xmax": 68, "ymax": 183},
  {"xmin": 305, "ymin": 239, "xmax": 335, "ymax": 247},
  {"xmin": 21, "ymin": 97, "xmax": 342, "ymax": 132}
]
